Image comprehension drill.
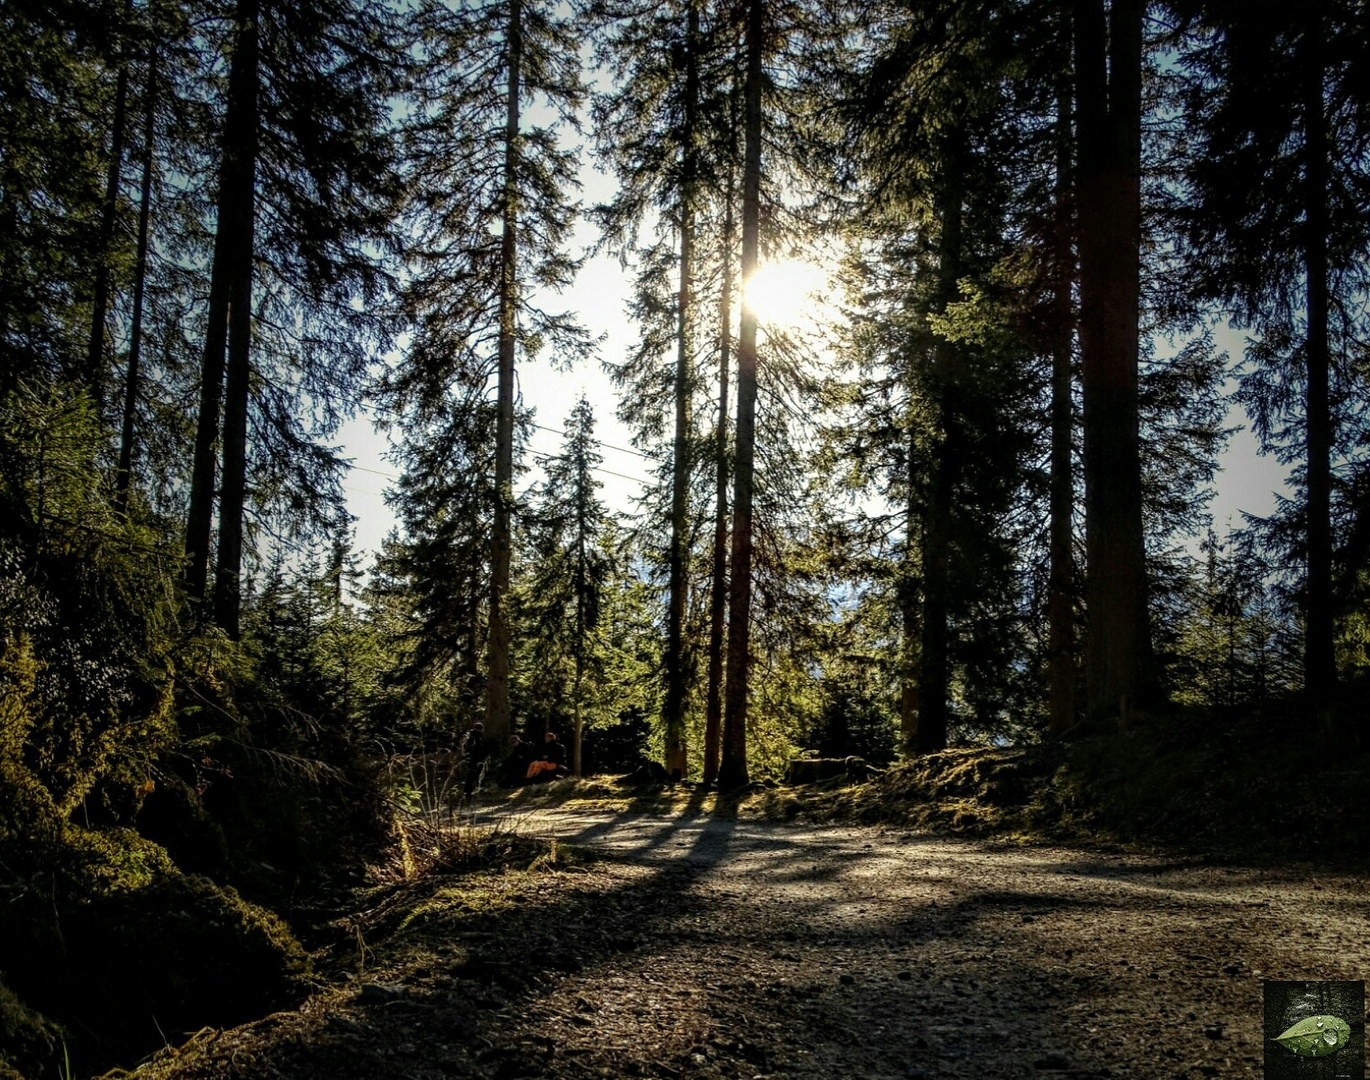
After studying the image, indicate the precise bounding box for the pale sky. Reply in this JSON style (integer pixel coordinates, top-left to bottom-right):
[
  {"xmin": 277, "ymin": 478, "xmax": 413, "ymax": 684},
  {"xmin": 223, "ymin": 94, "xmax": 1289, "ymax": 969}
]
[
  {"xmin": 337, "ymin": 205, "xmax": 649, "ymax": 561},
  {"xmin": 336, "ymin": 117, "xmax": 1288, "ymax": 571}
]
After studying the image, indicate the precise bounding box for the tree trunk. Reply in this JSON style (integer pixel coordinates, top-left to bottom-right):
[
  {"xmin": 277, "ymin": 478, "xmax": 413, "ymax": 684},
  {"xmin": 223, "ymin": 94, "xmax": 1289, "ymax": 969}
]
[
  {"xmin": 184, "ymin": 0, "xmax": 259, "ymax": 612},
  {"xmin": 573, "ymin": 663, "xmax": 583, "ymax": 778},
  {"xmin": 1048, "ymin": 59, "xmax": 1077, "ymax": 736},
  {"xmin": 704, "ymin": 156, "xmax": 734, "ymax": 787},
  {"xmin": 898, "ymin": 399, "xmax": 919, "ymax": 756},
  {"xmin": 574, "ymin": 449, "xmax": 589, "ymax": 777},
  {"xmin": 485, "ymin": 0, "xmax": 521, "ymax": 750},
  {"xmin": 212, "ymin": 0, "xmax": 261, "ymax": 639},
  {"xmin": 664, "ymin": 0, "xmax": 700, "ymax": 782},
  {"xmin": 915, "ymin": 131, "xmax": 963, "ymax": 755},
  {"xmin": 1075, "ymin": 0, "xmax": 1151, "ymax": 725},
  {"xmin": 86, "ymin": 50, "xmax": 129, "ymax": 411},
  {"xmin": 114, "ymin": 48, "xmax": 157, "ymax": 516},
  {"xmin": 1301, "ymin": 3, "xmax": 1335, "ymax": 696},
  {"xmin": 720, "ymin": 0, "xmax": 763, "ymax": 791}
]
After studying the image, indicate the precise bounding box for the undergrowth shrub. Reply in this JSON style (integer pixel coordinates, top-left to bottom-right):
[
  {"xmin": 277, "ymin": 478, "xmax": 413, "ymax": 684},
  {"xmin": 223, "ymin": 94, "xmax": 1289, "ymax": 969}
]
[{"xmin": 0, "ymin": 818, "xmax": 309, "ymax": 1079}]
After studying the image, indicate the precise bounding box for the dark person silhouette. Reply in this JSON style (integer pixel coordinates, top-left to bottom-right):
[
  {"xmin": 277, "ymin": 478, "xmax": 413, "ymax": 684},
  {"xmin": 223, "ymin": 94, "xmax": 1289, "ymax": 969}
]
[
  {"xmin": 499, "ymin": 734, "xmax": 536, "ymax": 787},
  {"xmin": 460, "ymin": 721, "xmax": 486, "ymax": 796}
]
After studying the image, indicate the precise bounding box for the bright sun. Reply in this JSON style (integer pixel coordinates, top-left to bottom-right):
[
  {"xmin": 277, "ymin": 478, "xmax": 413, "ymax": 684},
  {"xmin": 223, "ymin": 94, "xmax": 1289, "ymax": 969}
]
[{"xmin": 742, "ymin": 258, "xmax": 831, "ymax": 331}]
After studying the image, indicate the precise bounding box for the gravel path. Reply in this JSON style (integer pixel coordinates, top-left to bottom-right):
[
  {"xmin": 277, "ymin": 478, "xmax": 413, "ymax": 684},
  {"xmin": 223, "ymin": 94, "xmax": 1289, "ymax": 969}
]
[{"xmin": 486, "ymin": 808, "xmax": 1370, "ymax": 1080}]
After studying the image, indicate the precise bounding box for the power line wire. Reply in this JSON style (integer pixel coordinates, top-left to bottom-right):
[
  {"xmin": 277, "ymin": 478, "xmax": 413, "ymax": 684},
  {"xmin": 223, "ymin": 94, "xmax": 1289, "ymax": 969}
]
[{"xmin": 529, "ymin": 421, "xmax": 654, "ymax": 460}]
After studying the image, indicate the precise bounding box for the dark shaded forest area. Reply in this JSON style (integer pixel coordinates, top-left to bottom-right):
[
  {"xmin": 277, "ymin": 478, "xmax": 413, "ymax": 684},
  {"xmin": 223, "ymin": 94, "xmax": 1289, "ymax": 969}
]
[{"xmin": 2, "ymin": 0, "xmax": 1368, "ymax": 1076}]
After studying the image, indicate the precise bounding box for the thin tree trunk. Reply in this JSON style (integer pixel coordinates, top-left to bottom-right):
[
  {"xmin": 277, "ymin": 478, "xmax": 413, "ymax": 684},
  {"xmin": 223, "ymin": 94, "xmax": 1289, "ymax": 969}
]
[
  {"xmin": 573, "ymin": 663, "xmax": 583, "ymax": 777},
  {"xmin": 915, "ymin": 132, "xmax": 963, "ymax": 755},
  {"xmin": 184, "ymin": 0, "xmax": 259, "ymax": 611},
  {"xmin": 898, "ymin": 398, "xmax": 919, "ymax": 756},
  {"xmin": 1301, "ymin": 3, "xmax": 1335, "ymax": 696},
  {"xmin": 1075, "ymin": 0, "xmax": 1151, "ymax": 725},
  {"xmin": 114, "ymin": 48, "xmax": 157, "ymax": 516},
  {"xmin": 574, "ymin": 447, "xmax": 588, "ymax": 777},
  {"xmin": 86, "ymin": 15, "xmax": 130, "ymax": 409},
  {"xmin": 1048, "ymin": 60, "xmax": 1077, "ymax": 736},
  {"xmin": 212, "ymin": 0, "xmax": 261, "ymax": 638},
  {"xmin": 704, "ymin": 154, "xmax": 735, "ymax": 787},
  {"xmin": 664, "ymin": 0, "xmax": 700, "ymax": 782},
  {"xmin": 466, "ymin": 577, "xmax": 483, "ymax": 720},
  {"xmin": 720, "ymin": 0, "xmax": 763, "ymax": 791},
  {"xmin": 485, "ymin": 0, "xmax": 521, "ymax": 750}
]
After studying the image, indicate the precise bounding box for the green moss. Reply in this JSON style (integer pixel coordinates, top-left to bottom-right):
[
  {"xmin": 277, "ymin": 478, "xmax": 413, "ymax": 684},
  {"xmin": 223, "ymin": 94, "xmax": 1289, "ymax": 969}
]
[
  {"xmin": 63, "ymin": 824, "xmax": 179, "ymax": 890},
  {"xmin": 0, "ymin": 979, "xmax": 64, "ymax": 1080},
  {"xmin": 398, "ymin": 881, "xmax": 520, "ymax": 932},
  {"xmin": 0, "ymin": 822, "xmax": 309, "ymax": 1078},
  {"xmin": 736, "ymin": 703, "xmax": 1370, "ymax": 864}
]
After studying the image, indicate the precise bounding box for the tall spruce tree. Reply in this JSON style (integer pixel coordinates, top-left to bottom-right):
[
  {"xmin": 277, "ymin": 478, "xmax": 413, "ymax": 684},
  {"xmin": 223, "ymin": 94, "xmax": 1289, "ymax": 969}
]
[
  {"xmin": 183, "ymin": 0, "xmax": 402, "ymax": 636},
  {"xmin": 1176, "ymin": 0, "xmax": 1370, "ymax": 698},
  {"xmin": 704, "ymin": 111, "xmax": 738, "ymax": 784},
  {"xmin": 1074, "ymin": 0, "xmax": 1152, "ymax": 723},
  {"xmin": 394, "ymin": 0, "xmax": 589, "ymax": 750},
  {"xmin": 590, "ymin": 0, "xmax": 725, "ymax": 779},
  {"xmin": 718, "ymin": 0, "xmax": 765, "ymax": 788},
  {"xmin": 84, "ymin": 0, "xmax": 135, "ymax": 410},
  {"xmin": 836, "ymin": 0, "xmax": 1052, "ymax": 749}
]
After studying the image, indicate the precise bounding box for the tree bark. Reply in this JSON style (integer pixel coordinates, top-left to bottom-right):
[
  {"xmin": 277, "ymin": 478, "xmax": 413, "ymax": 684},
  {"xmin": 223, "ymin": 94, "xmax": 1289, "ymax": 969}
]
[
  {"xmin": 720, "ymin": 0, "xmax": 763, "ymax": 791},
  {"xmin": 1301, "ymin": 3, "xmax": 1335, "ymax": 696},
  {"xmin": 184, "ymin": 0, "xmax": 259, "ymax": 612},
  {"xmin": 704, "ymin": 154, "xmax": 734, "ymax": 787},
  {"xmin": 1048, "ymin": 58, "xmax": 1077, "ymax": 736},
  {"xmin": 114, "ymin": 47, "xmax": 157, "ymax": 516},
  {"xmin": 1075, "ymin": 0, "xmax": 1151, "ymax": 725},
  {"xmin": 664, "ymin": 0, "xmax": 700, "ymax": 781},
  {"xmin": 915, "ymin": 131, "xmax": 963, "ymax": 755},
  {"xmin": 212, "ymin": 0, "xmax": 261, "ymax": 639},
  {"xmin": 484, "ymin": 0, "xmax": 521, "ymax": 749}
]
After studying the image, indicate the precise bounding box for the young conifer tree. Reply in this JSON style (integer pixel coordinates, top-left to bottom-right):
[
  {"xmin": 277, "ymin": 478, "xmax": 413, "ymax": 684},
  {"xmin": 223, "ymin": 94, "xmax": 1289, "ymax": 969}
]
[
  {"xmin": 521, "ymin": 397, "xmax": 613, "ymax": 775},
  {"xmin": 0, "ymin": 0, "xmax": 120, "ymax": 398},
  {"xmin": 383, "ymin": 398, "xmax": 502, "ymax": 730}
]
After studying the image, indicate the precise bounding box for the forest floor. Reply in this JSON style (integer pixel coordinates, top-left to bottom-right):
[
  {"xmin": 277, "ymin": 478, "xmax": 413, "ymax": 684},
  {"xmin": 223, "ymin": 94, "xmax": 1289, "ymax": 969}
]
[{"xmin": 125, "ymin": 793, "xmax": 1370, "ymax": 1080}]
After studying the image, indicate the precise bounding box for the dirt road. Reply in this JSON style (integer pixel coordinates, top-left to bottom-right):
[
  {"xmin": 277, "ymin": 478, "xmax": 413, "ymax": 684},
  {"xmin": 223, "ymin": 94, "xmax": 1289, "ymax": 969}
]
[
  {"xmin": 140, "ymin": 808, "xmax": 1370, "ymax": 1080},
  {"xmin": 487, "ymin": 807, "xmax": 1369, "ymax": 1079}
]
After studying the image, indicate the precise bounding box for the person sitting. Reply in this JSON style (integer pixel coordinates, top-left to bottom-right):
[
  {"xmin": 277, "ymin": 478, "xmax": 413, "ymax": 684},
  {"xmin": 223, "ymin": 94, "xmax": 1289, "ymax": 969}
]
[
  {"xmin": 526, "ymin": 730, "xmax": 569, "ymax": 782},
  {"xmin": 499, "ymin": 735, "xmax": 536, "ymax": 787}
]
